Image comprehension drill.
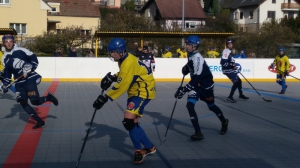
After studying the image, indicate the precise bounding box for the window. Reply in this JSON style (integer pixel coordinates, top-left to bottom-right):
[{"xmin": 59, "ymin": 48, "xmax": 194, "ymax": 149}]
[
  {"xmin": 240, "ymin": 12, "xmax": 243, "ymax": 19},
  {"xmin": 80, "ymin": 30, "xmax": 91, "ymax": 36},
  {"xmin": 9, "ymin": 23, "xmax": 27, "ymax": 34},
  {"xmin": 108, "ymin": 0, "xmax": 114, "ymax": 6},
  {"xmin": 52, "ymin": 8, "xmax": 56, "ymax": 12},
  {"xmin": 190, "ymin": 22, "xmax": 196, "ymax": 28},
  {"xmin": 234, "ymin": 12, "xmax": 238, "ymax": 20},
  {"xmin": 288, "ymin": 11, "xmax": 294, "ymax": 18},
  {"xmin": 267, "ymin": 11, "xmax": 276, "ymax": 19},
  {"xmin": 272, "ymin": 0, "xmax": 276, "ymax": 3},
  {"xmin": 249, "ymin": 11, "xmax": 253, "ymax": 19},
  {"xmin": 185, "ymin": 22, "xmax": 189, "ymax": 28},
  {"xmin": 0, "ymin": 0, "xmax": 9, "ymax": 4}
]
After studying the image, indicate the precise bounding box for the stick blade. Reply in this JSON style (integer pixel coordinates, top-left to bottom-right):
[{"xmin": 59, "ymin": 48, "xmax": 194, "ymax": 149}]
[{"xmin": 264, "ymin": 99, "xmax": 272, "ymax": 102}]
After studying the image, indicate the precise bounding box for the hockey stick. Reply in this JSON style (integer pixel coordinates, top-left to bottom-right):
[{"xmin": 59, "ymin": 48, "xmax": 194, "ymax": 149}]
[
  {"xmin": 275, "ymin": 68, "xmax": 300, "ymax": 81},
  {"xmin": 0, "ymin": 75, "xmax": 23, "ymax": 94},
  {"xmin": 239, "ymin": 72, "xmax": 272, "ymax": 102},
  {"xmin": 162, "ymin": 75, "xmax": 185, "ymax": 143},
  {"xmin": 76, "ymin": 89, "xmax": 104, "ymax": 168}
]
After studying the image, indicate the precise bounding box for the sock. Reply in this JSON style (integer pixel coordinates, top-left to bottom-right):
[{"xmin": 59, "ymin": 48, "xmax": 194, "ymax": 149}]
[
  {"xmin": 9, "ymin": 85, "xmax": 16, "ymax": 93},
  {"xmin": 229, "ymin": 82, "xmax": 238, "ymax": 97},
  {"xmin": 186, "ymin": 102, "xmax": 201, "ymax": 132},
  {"xmin": 281, "ymin": 78, "xmax": 286, "ymax": 91},
  {"xmin": 129, "ymin": 125, "xmax": 142, "ymax": 150},
  {"xmin": 136, "ymin": 124, "xmax": 153, "ymax": 149},
  {"xmin": 209, "ymin": 104, "xmax": 226, "ymax": 123},
  {"xmin": 22, "ymin": 104, "xmax": 43, "ymax": 123}
]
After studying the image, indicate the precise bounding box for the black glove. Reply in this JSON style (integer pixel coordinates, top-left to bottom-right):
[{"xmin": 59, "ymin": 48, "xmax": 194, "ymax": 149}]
[
  {"xmin": 182, "ymin": 65, "xmax": 189, "ymax": 75},
  {"xmin": 174, "ymin": 86, "xmax": 186, "ymax": 99},
  {"xmin": 270, "ymin": 63, "xmax": 275, "ymax": 69},
  {"xmin": 284, "ymin": 71, "xmax": 289, "ymax": 76},
  {"xmin": 101, "ymin": 72, "xmax": 117, "ymax": 90},
  {"xmin": 93, "ymin": 95, "xmax": 108, "ymax": 110}
]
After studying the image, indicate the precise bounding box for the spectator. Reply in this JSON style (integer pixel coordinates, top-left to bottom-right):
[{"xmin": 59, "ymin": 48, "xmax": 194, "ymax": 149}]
[
  {"xmin": 68, "ymin": 46, "xmax": 77, "ymax": 57},
  {"xmin": 86, "ymin": 49, "xmax": 95, "ymax": 57},
  {"xmin": 234, "ymin": 50, "xmax": 247, "ymax": 58},
  {"xmin": 176, "ymin": 46, "xmax": 187, "ymax": 58},
  {"xmin": 162, "ymin": 46, "xmax": 172, "ymax": 58},
  {"xmin": 53, "ymin": 47, "xmax": 63, "ymax": 57},
  {"xmin": 207, "ymin": 46, "xmax": 220, "ymax": 58},
  {"xmin": 135, "ymin": 46, "xmax": 143, "ymax": 58}
]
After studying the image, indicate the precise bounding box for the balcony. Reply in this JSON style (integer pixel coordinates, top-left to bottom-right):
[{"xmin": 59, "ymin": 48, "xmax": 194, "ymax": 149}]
[{"xmin": 281, "ymin": 3, "xmax": 300, "ymax": 11}]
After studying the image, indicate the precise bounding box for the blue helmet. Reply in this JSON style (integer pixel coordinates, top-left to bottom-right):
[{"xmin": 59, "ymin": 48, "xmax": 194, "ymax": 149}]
[
  {"xmin": 165, "ymin": 46, "xmax": 171, "ymax": 51},
  {"xmin": 2, "ymin": 34, "xmax": 14, "ymax": 42},
  {"xmin": 107, "ymin": 38, "xmax": 126, "ymax": 52},
  {"xmin": 186, "ymin": 35, "xmax": 200, "ymax": 48},
  {"xmin": 226, "ymin": 38, "xmax": 233, "ymax": 44},
  {"xmin": 279, "ymin": 47, "xmax": 285, "ymax": 52},
  {"xmin": 210, "ymin": 46, "xmax": 214, "ymax": 50}
]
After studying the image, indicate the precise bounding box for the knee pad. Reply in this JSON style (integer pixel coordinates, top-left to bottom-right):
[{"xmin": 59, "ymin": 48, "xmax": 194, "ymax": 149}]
[
  {"xmin": 30, "ymin": 99, "xmax": 40, "ymax": 106},
  {"xmin": 122, "ymin": 118, "xmax": 136, "ymax": 131}
]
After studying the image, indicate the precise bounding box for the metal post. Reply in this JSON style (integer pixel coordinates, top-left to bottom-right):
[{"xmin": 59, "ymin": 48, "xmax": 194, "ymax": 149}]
[{"xmin": 181, "ymin": 0, "xmax": 185, "ymax": 46}]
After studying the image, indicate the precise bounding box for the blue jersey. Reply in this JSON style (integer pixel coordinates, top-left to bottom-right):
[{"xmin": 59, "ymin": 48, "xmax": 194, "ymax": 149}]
[
  {"xmin": 2, "ymin": 46, "xmax": 40, "ymax": 86},
  {"xmin": 220, "ymin": 48, "xmax": 235, "ymax": 74},
  {"xmin": 185, "ymin": 51, "xmax": 214, "ymax": 90}
]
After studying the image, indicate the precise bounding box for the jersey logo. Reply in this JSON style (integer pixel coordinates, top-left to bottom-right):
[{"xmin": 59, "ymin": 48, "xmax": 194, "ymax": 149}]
[
  {"xmin": 138, "ymin": 61, "xmax": 151, "ymax": 75},
  {"xmin": 12, "ymin": 58, "xmax": 25, "ymax": 69},
  {"xmin": 28, "ymin": 91, "xmax": 36, "ymax": 96},
  {"xmin": 127, "ymin": 102, "xmax": 135, "ymax": 110}
]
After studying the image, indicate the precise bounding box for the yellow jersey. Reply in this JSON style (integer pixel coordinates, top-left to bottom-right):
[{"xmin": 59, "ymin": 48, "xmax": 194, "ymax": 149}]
[
  {"xmin": 207, "ymin": 50, "xmax": 220, "ymax": 58},
  {"xmin": 162, "ymin": 51, "xmax": 172, "ymax": 58},
  {"xmin": 0, "ymin": 51, "xmax": 4, "ymax": 71},
  {"xmin": 106, "ymin": 53, "xmax": 156, "ymax": 100},
  {"xmin": 176, "ymin": 49, "xmax": 187, "ymax": 58},
  {"xmin": 273, "ymin": 55, "xmax": 290, "ymax": 74}
]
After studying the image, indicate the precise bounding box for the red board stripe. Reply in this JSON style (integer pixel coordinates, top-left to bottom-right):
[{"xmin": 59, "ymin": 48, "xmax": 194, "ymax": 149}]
[{"xmin": 3, "ymin": 81, "xmax": 59, "ymax": 168}]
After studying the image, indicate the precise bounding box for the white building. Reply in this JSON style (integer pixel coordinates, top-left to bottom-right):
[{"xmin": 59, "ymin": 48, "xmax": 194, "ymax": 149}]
[{"xmin": 226, "ymin": 0, "xmax": 300, "ymax": 32}]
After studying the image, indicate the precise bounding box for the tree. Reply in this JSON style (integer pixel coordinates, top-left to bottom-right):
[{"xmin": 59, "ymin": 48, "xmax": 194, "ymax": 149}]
[
  {"xmin": 26, "ymin": 25, "xmax": 92, "ymax": 55},
  {"xmin": 121, "ymin": 0, "xmax": 135, "ymax": 11},
  {"xmin": 212, "ymin": 0, "xmax": 220, "ymax": 15}
]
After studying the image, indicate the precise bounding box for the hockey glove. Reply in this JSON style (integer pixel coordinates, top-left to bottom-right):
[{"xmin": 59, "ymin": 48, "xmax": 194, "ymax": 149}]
[
  {"xmin": 93, "ymin": 95, "xmax": 108, "ymax": 110},
  {"xmin": 0, "ymin": 71, "xmax": 4, "ymax": 80},
  {"xmin": 270, "ymin": 63, "xmax": 275, "ymax": 69},
  {"xmin": 101, "ymin": 72, "xmax": 117, "ymax": 90},
  {"xmin": 182, "ymin": 65, "xmax": 190, "ymax": 75},
  {"xmin": 284, "ymin": 71, "xmax": 289, "ymax": 76},
  {"xmin": 174, "ymin": 86, "xmax": 185, "ymax": 99},
  {"xmin": 0, "ymin": 83, "xmax": 8, "ymax": 94},
  {"xmin": 22, "ymin": 63, "xmax": 33, "ymax": 78}
]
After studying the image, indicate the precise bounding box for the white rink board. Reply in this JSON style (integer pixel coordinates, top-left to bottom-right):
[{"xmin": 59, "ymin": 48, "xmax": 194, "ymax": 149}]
[{"xmin": 35, "ymin": 57, "xmax": 300, "ymax": 80}]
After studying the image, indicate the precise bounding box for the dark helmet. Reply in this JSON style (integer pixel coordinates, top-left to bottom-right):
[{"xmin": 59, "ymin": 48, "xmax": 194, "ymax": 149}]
[
  {"xmin": 186, "ymin": 35, "xmax": 200, "ymax": 48},
  {"xmin": 210, "ymin": 46, "xmax": 214, "ymax": 50},
  {"xmin": 143, "ymin": 46, "xmax": 148, "ymax": 50},
  {"xmin": 226, "ymin": 38, "xmax": 233, "ymax": 44},
  {"xmin": 107, "ymin": 38, "xmax": 126, "ymax": 52},
  {"xmin": 279, "ymin": 47, "xmax": 285, "ymax": 52},
  {"xmin": 165, "ymin": 46, "xmax": 171, "ymax": 51},
  {"xmin": 2, "ymin": 34, "xmax": 14, "ymax": 42}
]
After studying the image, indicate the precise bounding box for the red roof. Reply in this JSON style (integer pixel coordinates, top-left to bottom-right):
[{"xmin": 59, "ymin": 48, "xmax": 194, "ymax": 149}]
[
  {"xmin": 44, "ymin": 0, "xmax": 100, "ymax": 17},
  {"xmin": 142, "ymin": 0, "xmax": 206, "ymax": 19}
]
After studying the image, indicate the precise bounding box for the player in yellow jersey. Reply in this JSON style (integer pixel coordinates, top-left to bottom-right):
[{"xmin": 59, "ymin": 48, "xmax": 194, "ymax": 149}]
[
  {"xmin": 162, "ymin": 46, "xmax": 172, "ymax": 58},
  {"xmin": 270, "ymin": 47, "xmax": 290, "ymax": 94},
  {"xmin": 176, "ymin": 46, "xmax": 187, "ymax": 58},
  {"xmin": 0, "ymin": 48, "xmax": 16, "ymax": 93},
  {"xmin": 206, "ymin": 46, "xmax": 219, "ymax": 58},
  {"xmin": 93, "ymin": 38, "xmax": 156, "ymax": 164}
]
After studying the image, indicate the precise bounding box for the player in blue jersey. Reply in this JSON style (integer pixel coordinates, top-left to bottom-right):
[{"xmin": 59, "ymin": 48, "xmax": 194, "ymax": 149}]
[
  {"xmin": 174, "ymin": 35, "xmax": 229, "ymax": 140},
  {"xmin": 0, "ymin": 34, "xmax": 58, "ymax": 129},
  {"xmin": 220, "ymin": 38, "xmax": 249, "ymax": 103}
]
